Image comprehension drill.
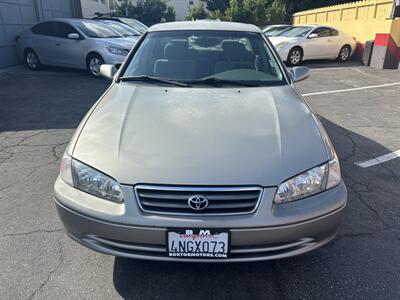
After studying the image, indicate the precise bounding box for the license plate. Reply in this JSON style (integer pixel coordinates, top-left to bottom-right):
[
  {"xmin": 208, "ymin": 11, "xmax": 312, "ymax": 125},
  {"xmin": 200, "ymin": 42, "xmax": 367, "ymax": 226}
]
[{"xmin": 167, "ymin": 229, "xmax": 229, "ymax": 259}]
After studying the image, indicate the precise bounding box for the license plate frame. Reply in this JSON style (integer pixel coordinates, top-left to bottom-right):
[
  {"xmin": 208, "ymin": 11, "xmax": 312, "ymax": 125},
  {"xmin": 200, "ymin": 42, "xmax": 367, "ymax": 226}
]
[{"xmin": 166, "ymin": 229, "xmax": 230, "ymax": 259}]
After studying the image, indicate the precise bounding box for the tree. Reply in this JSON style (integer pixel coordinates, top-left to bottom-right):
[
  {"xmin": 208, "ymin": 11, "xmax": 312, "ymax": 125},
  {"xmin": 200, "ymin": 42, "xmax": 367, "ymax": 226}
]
[
  {"xmin": 206, "ymin": 0, "xmax": 230, "ymax": 13},
  {"xmin": 226, "ymin": 0, "xmax": 267, "ymax": 25},
  {"xmin": 185, "ymin": 3, "xmax": 209, "ymax": 20},
  {"xmin": 266, "ymin": 0, "xmax": 287, "ymax": 23},
  {"xmin": 116, "ymin": 0, "xmax": 167, "ymax": 26},
  {"xmin": 164, "ymin": 6, "xmax": 176, "ymax": 22}
]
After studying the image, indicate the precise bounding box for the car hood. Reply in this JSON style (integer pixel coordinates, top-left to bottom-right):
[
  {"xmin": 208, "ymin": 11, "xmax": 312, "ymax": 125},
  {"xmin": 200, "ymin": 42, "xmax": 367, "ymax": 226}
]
[
  {"xmin": 96, "ymin": 37, "xmax": 135, "ymax": 50},
  {"xmin": 269, "ymin": 36, "xmax": 300, "ymax": 45},
  {"xmin": 73, "ymin": 84, "xmax": 328, "ymax": 186}
]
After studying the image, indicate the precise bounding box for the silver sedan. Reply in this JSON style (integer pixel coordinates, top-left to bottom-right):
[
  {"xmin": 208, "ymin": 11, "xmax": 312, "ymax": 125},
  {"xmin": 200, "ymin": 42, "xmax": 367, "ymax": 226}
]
[
  {"xmin": 16, "ymin": 18, "xmax": 136, "ymax": 76},
  {"xmin": 54, "ymin": 21, "xmax": 347, "ymax": 262}
]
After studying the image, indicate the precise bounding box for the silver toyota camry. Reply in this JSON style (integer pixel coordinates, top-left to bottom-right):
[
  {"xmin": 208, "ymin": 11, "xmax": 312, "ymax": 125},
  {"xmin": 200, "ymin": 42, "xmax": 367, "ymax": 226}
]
[
  {"xmin": 54, "ymin": 21, "xmax": 347, "ymax": 262},
  {"xmin": 16, "ymin": 18, "xmax": 136, "ymax": 76}
]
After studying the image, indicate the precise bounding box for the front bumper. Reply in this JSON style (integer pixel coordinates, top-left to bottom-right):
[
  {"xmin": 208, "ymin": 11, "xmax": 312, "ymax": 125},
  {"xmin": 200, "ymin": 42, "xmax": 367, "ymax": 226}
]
[
  {"xmin": 275, "ymin": 47, "xmax": 290, "ymax": 62},
  {"xmin": 54, "ymin": 178, "xmax": 347, "ymax": 262}
]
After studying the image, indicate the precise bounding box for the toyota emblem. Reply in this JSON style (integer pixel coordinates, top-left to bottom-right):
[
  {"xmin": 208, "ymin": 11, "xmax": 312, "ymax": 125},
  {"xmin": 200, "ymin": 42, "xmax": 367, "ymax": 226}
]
[{"xmin": 187, "ymin": 195, "xmax": 209, "ymax": 211}]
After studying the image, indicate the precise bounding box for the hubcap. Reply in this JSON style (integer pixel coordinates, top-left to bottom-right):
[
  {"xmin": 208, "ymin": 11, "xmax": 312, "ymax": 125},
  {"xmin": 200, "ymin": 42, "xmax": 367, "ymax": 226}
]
[
  {"xmin": 26, "ymin": 52, "xmax": 38, "ymax": 69},
  {"xmin": 340, "ymin": 47, "xmax": 350, "ymax": 60},
  {"xmin": 290, "ymin": 50, "xmax": 301, "ymax": 65},
  {"xmin": 89, "ymin": 58, "xmax": 102, "ymax": 76}
]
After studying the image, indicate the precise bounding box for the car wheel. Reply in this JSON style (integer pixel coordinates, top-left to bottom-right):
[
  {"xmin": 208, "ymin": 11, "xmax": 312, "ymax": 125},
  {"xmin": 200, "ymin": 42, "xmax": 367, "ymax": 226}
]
[
  {"xmin": 24, "ymin": 49, "xmax": 41, "ymax": 70},
  {"xmin": 287, "ymin": 47, "xmax": 303, "ymax": 66},
  {"xmin": 338, "ymin": 45, "xmax": 351, "ymax": 62},
  {"xmin": 87, "ymin": 54, "xmax": 104, "ymax": 77}
]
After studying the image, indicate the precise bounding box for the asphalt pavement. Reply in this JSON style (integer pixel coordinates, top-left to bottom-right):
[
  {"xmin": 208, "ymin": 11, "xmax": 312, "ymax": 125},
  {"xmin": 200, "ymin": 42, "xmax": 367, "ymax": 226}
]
[{"xmin": 0, "ymin": 62, "xmax": 399, "ymax": 300}]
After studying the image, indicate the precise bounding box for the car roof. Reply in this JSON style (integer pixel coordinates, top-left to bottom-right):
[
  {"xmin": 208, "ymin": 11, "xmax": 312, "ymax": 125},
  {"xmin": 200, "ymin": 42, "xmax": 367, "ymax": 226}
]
[
  {"xmin": 148, "ymin": 21, "xmax": 261, "ymax": 33},
  {"xmin": 39, "ymin": 18, "xmax": 100, "ymax": 24}
]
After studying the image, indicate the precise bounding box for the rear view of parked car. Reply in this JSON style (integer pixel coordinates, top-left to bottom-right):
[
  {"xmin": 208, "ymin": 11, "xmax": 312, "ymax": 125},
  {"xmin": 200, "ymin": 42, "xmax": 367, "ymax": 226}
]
[
  {"xmin": 269, "ymin": 25, "xmax": 357, "ymax": 66},
  {"xmin": 263, "ymin": 25, "xmax": 292, "ymax": 37},
  {"xmin": 93, "ymin": 17, "xmax": 148, "ymax": 34},
  {"xmin": 16, "ymin": 19, "xmax": 136, "ymax": 76},
  {"xmin": 97, "ymin": 19, "xmax": 141, "ymax": 42}
]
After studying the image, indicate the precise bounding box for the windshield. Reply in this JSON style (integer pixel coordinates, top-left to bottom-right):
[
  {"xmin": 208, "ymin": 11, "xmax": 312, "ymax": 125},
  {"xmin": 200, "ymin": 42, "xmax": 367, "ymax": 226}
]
[
  {"xmin": 102, "ymin": 20, "xmax": 140, "ymax": 37},
  {"xmin": 278, "ymin": 26, "xmax": 313, "ymax": 38},
  {"xmin": 122, "ymin": 30, "xmax": 285, "ymax": 86},
  {"xmin": 119, "ymin": 18, "xmax": 148, "ymax": 33},
  {"xmin": 264, "ymin": 26, "xmax": 292, "ymax": 37},
  {"xmin": 74, "ymin": 21, "xmax": 122, "ymax": 38}
]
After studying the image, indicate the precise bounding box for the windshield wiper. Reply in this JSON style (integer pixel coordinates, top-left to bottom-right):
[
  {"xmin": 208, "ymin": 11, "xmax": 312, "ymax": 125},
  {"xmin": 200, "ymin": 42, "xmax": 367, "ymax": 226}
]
[
  {"xmin": 119, "ymin": 75, "xmax": 190, "ymax": 87},
  {"xmin": 188, "ymin": 78, "xmax": 260, "ymax": 87}
]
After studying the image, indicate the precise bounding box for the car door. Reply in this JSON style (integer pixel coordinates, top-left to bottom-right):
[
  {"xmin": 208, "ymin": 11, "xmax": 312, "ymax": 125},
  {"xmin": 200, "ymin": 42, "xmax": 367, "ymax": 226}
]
[
  {"xmin": 304, "ymin": 27, "xmax": 332, "ymax": 59},
  {"xmin": 328, "ymin": 28, "xmax": 342, "ymax": 58},
  {"xmin": 30, "ymin": 22, "xmax": 58, "ymax": 65},
  {"xmin": 51, "ymin": 22, "xmax": 85, "ymax": 68}
]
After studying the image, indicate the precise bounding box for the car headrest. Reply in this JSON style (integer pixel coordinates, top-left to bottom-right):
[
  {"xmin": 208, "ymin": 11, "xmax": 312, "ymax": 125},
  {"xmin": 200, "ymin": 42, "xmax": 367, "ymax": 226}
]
[
  {"xmin": 164, "ymin": 40, "xmax": 188, "ymax": 60},
  {"xmin": 221, "ymin": 41, "xmax": 248, "ymax": 60}
]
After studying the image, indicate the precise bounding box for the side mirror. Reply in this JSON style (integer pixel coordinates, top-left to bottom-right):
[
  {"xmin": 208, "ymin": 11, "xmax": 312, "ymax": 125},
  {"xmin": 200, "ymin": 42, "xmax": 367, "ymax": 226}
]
[
  {"xmin": 100, "ymin": 64, "xmax": 117, "ymax": 80},
  {"xmin": 308, "ymin": 33, "xmax": 318, "ymax": 39},
  {"xmin": 68, "ymin": 33, "xmax": 80, "ymax": 40},
  {"xmin": 290, "ymin": 66, "xmax": 310, "ymax": 82}
]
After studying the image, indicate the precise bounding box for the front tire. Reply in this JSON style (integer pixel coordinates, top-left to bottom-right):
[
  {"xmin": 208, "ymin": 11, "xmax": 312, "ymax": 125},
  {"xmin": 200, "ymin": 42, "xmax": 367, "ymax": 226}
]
[
  {"xmin": 24, "ymin": 49, "xmax": 41, "ymax": 70},
  {"xmin": 338, "ymin": 45, "xmax": 351, "ymax": 62},
  {"xmin": 287, "ymin": 47, "xmax": 303, "ymax": 66},
  {"xmin": 86, "ymin": 54, "xmax": 104, "ymax": 77}
]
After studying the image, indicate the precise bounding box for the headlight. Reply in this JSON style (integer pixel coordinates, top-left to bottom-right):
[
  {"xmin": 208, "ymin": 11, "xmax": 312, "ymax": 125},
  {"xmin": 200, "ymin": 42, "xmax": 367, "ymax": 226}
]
[
  {"xmin": 274, "ymin": 153, "xmax": 341, "ymax": 204},
  {"xmin": 106, "ymin": 46, "xmax": 127, "ymax": 56},
  {"xmin": 275, "ymin": 42, "xmax": 289, "ymax": 49},
  {"xmin": 59, "ymin": 152, "xmax": 123, "ymax": 202}
]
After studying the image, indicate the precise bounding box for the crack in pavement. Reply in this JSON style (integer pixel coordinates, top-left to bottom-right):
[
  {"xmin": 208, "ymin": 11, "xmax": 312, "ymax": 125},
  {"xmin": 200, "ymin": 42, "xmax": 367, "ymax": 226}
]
[
  {"xmin": 27, "ymin": 232, "xmax": 65, "ymax": 300},
  {"xmin": 1, "ymin": 228, "xmax": 63, "ymax": 238}
]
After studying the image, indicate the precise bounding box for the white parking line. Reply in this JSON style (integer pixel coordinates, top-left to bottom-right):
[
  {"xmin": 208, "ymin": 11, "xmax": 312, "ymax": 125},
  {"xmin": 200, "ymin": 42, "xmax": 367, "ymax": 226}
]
[
  {"xmin": 302, "ymin": 82, "xmax": 400, "ymax": 97},
  {"xmin": 355, "ymin": 150, "xmax": 400, "ymax": 168}
]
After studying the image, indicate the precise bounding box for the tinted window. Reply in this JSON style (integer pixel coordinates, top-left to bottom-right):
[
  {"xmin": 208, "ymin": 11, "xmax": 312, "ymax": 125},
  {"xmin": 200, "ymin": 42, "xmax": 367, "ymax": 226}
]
[
  {"xmin": 102, "ymin": 20, "xmax": 140, "ymax": 36},
  {"xmin": 330, "ymin": 29, "xmax": 339, "ymax": 36},
  {"xmin": 31, "ymin": 22, "xmax": 54, "ymax": 36},
  {"xmin": 73, "ymin": 21, "xmax": 122, "ymax": 38},
  {"xmin": 278, "ymin": 26, "xmax": 313, "ymax": 38},
  {"xmin": 123, "ymin": 30, "xmax": 284, "ymax": 85},
  {"xmin": 312, "ymin": 27, "xmax": 331, "ymax": 38},
  {"xmin": 53, "ymin": 22, "xmax": 79, "ymax": 38}
]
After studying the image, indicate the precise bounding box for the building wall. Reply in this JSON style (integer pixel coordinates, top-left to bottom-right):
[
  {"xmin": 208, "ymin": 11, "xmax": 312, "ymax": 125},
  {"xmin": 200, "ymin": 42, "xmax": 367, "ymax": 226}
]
[
  {"xmin": 166, "ymin": 0, "xmax": 201, "ymax": 21},
  {"xmin": 81, "ymin": 0, "xmax": 110, "ymax": 17},
  {"xmin": 0, "ymin": 0, "xmax": 80, "ymax": 68}
]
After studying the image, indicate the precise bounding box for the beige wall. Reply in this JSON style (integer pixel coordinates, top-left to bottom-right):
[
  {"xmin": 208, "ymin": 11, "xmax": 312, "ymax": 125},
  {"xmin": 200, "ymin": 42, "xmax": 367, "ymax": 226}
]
[{"xmin": 81, "ymin": 0, "xmax": 111, "ymax": 17}]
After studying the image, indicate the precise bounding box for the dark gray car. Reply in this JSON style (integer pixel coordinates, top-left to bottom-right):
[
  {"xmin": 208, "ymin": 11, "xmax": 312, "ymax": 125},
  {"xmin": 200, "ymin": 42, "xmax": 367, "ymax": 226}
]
[{"xmin": 54, "ymin": 21, "xmax": 347, "ymax": 262}]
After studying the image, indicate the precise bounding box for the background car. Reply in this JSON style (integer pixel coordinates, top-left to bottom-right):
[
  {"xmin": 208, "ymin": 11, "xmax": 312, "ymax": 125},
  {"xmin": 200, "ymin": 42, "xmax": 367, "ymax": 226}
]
[
  {"xmin": 16, "ymin": 19, "xmax": 136, "ymax": 76},
  {"xmin": 92, "ymin": 17, "xmax": 148, "ymax": 34},
  {"xmin": 269, "ymin": 25, "xmax": 357, "ymax": 66},
  {"xmin": 262, "ymin": 24, "xmax": 292, "ymax": 37},
  {"xmin": 97, "ymin": 19, "xmax": 141, "ymax": 42}
]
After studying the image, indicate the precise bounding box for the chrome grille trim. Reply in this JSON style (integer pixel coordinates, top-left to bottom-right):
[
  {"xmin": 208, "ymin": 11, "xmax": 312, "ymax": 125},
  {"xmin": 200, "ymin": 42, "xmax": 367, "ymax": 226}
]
[{"xmin": 134, "ymin": 185, "xmax": 263, "ymax": 216}]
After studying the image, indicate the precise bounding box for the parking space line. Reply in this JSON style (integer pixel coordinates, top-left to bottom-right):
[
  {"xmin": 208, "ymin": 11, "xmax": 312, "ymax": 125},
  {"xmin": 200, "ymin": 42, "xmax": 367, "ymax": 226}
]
[
  {"xmin": 302, "ymin": 82, "xmax": 400, "ymax": 97},
  {"xmin": 355, "ymin": 150, "xmax": 400, "ymax": 168}
]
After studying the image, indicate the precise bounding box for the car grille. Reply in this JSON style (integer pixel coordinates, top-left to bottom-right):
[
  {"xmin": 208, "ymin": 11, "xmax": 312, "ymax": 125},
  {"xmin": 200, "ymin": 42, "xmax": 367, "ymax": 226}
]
[{"xmin": 134, "ymin": 185, "xmax": 263, "ymax": 215}]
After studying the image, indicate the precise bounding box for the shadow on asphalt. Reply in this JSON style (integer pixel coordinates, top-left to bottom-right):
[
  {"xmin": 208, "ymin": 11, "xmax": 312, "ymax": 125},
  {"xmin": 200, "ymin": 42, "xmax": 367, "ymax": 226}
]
[
  {"xmin": 111, "ymin": 117, "xmax": 395, "ymax": 300},
  {"xmin": 294, "ymin": 59, "xmax": 363, "ymax": 69}
]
